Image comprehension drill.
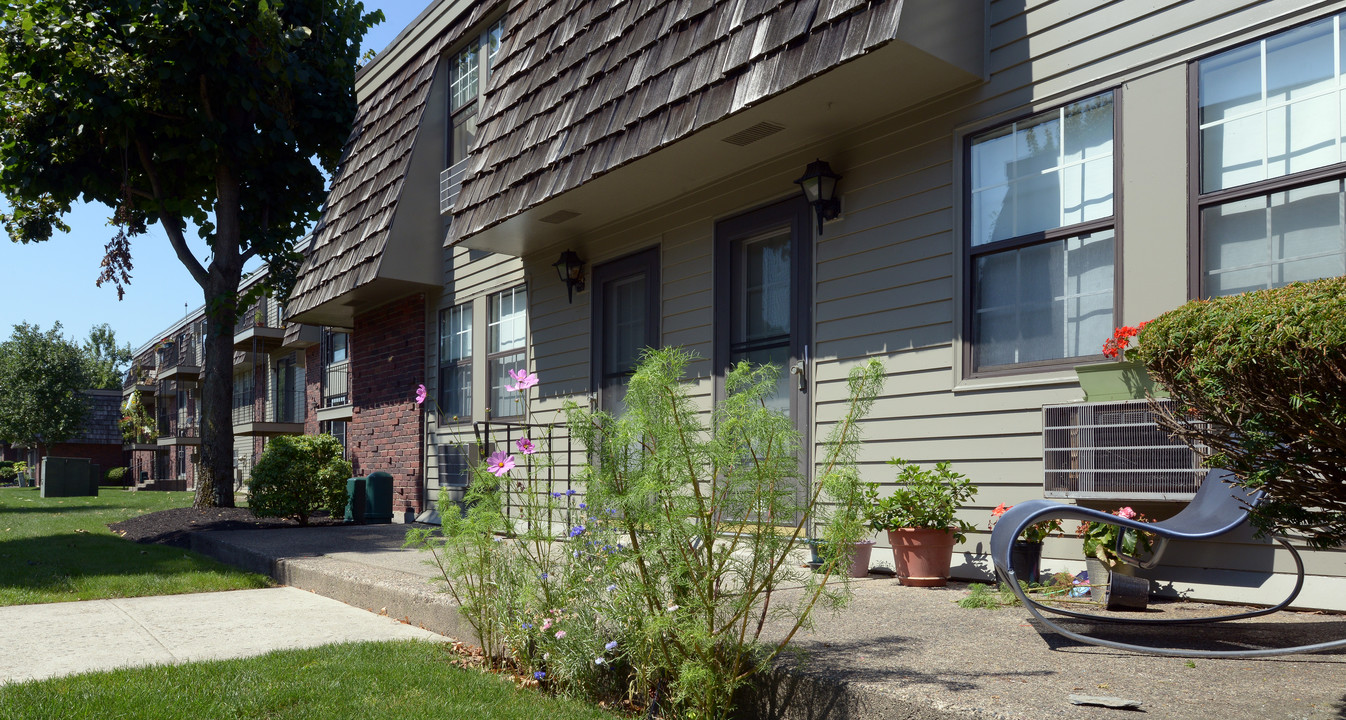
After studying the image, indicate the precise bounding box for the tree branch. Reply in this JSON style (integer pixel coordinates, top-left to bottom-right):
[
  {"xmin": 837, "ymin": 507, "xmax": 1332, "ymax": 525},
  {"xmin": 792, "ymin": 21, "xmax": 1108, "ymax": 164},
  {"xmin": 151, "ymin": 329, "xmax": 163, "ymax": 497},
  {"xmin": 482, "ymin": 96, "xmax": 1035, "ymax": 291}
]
[{"xmin": 134, "ymin": 137, "xmax": 208, "ymax": 287}]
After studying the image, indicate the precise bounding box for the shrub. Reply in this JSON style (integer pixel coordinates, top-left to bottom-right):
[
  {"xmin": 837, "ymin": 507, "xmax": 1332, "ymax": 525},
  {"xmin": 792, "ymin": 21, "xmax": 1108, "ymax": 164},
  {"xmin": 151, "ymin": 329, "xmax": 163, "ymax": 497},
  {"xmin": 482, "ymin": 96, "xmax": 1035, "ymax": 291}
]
[
  {"xmin": 0, "ymin": 461, "xmax": 14, "ymax": 482},
  {"xmin": 247, "ymin": 434, "xmax": 351, "ymax": 525},
  {"xmin": 105, "ymin": 466, "xmax": 128, "ymax": 485},
  {"xmin": 408, "ymin": 348, "xmax": 885, "ymax": 720},
  {"xmin": 1137, "ymin": 276, "xmax": 1346, "ymax": 547}
]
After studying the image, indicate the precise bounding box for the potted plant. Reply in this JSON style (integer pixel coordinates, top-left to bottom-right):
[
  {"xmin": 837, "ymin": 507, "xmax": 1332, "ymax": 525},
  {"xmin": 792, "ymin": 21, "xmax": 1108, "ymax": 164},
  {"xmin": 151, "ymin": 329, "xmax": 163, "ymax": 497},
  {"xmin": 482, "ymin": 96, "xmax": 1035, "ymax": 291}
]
[
  {"xmin": 1077, "ymin": 506, "xmax": 1155, "ymax": 608},
  {"xmin": 864, "ymin": 458, "xmax": 977, "ymax": 587},
  {"xmin": 1075, "ymin": 322, "xmax": 1169, "ymax": 401},
  {"xmin": 988, "ymin": 503, "xmax": 1063, "ymax": 584},
  {"xmin": 805, "ymin": 537, "xmax": 876, "ymax": 578}
]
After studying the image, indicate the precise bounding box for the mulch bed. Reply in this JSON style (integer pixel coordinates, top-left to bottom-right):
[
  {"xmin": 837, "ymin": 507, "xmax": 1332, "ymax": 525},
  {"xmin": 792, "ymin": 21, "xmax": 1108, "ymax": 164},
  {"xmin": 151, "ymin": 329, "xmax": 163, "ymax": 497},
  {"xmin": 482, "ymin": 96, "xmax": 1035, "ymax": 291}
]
[{"xmin": 109, "ymin": 507, "xmax": 342, "ymax": 549}]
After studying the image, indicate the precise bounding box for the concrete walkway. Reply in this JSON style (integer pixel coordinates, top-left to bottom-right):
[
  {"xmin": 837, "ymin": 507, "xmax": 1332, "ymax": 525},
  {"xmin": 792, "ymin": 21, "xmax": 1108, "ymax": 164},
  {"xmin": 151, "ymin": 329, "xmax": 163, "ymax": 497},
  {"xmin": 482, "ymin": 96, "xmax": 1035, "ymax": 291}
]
[
  {"xmin": 187, "ymin": 524, "xmax": 1346, "ymax": 720},
  {"xmin": 0, "ymin": 586, "xmax": 443, "ymax": 685}
]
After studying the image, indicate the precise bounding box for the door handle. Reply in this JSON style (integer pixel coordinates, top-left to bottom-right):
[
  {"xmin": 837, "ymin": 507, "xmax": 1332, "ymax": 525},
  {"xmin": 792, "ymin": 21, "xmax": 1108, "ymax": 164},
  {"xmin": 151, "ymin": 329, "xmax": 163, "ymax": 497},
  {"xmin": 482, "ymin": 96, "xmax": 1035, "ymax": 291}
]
[{"xmin": 790, "ymin": 344, "xmax": 808, "ymax": 392}]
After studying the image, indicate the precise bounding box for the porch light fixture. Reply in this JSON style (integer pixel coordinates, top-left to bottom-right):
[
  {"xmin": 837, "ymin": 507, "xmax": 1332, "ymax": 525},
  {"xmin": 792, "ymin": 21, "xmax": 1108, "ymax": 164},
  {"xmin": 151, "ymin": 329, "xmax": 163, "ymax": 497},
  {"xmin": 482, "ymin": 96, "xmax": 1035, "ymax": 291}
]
[
  {"xmin": 552, "ymin": 250, "xmax": 586, "ymax": 303},
  {"xmin": 794, "ymin": 159, "xmax": 842, "ymax": 234}
]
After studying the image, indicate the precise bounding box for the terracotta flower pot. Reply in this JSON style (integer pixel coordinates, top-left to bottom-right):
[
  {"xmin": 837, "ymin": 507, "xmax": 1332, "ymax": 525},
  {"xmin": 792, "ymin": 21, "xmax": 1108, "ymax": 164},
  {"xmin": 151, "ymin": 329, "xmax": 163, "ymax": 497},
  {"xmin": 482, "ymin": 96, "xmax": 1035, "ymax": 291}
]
[
  {"xmin": 887, "ymin": 528, "xmax": 957, "ymax": 587},
  {"xmin": 849, "ymin": 541, "xmax": 875, "ymax": 578}
]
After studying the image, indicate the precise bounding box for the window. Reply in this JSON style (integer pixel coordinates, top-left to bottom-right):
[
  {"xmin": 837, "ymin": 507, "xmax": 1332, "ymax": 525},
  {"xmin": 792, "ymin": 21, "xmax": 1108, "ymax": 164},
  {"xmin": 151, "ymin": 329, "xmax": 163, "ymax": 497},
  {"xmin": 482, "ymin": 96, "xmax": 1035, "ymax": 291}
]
[
  {"xmin": 438, "ymin": 303, "xmax": 472, "ymax": 420},
  {"xmin": 232, "ymin": 371, "xmax": 254, "ymax": 425},
  {"xmin": 966, "ymin": 91, "xmax": 1117, "ymax": 373},
  {"xmin": 447, "ymin": 18, "xmax": 504, "ymax": 167},
  {"xmin": 322, "ymin": 420, "xmax": 348, "ymax": 459},
  {"xmin": 1196, "ymin": 14, "xmax": 1346, "ymax": 296},
  {"xmin": 488, "ymin": 285, "xmax": 527, "ymax": 418},
  {"xmin": 326, "ymin": 330, "xmax": 349, "ymax": 364}
]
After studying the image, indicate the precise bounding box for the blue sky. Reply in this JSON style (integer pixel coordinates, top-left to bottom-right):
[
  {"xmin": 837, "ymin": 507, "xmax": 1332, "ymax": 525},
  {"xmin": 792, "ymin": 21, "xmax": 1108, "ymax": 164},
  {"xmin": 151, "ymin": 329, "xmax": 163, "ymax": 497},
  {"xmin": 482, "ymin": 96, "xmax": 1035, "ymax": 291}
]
[{"xmin": 0, "ymin": 2, "xmax": 428, "ymax": 351}]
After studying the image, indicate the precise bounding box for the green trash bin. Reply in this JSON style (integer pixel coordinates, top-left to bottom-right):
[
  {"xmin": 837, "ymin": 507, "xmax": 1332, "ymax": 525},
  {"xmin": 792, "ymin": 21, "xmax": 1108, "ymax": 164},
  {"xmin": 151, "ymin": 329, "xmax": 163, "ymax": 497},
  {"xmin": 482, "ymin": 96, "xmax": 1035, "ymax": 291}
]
[
  {"xmin": 344, "ymin": 476, "xmax": 366, "ymax": 523},
  {"xmin": 364, "ymin": 471, "xmax": 394, "ymax": 524}
]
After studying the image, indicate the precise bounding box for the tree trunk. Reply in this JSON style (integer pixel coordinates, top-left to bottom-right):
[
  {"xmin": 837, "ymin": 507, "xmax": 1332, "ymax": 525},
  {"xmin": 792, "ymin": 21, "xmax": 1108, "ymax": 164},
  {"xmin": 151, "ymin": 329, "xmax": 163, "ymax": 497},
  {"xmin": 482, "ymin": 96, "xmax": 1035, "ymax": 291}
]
[{"xmin": 194, "ymin": 270, "xmax": 240, "ymax": 508}]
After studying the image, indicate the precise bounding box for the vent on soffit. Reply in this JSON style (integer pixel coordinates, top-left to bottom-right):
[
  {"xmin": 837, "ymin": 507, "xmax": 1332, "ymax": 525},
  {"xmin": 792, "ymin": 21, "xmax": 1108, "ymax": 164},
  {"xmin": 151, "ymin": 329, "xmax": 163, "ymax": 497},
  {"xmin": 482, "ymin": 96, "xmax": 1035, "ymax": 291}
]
[
  {"xmin": 538, "ymin": 209, "xmax": 580, "ymax": 224},
  {"xmin": 721, "ymin": 121, "xmax": 785, "ymax": 146}
]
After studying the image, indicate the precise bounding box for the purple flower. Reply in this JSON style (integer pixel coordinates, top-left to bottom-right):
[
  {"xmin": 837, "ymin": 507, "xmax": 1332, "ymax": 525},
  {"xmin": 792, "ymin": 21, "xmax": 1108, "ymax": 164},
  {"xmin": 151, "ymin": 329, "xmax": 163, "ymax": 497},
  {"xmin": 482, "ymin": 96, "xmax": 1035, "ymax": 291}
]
[
  {"xmin": 521, "ymin": 622, "xmax": 533, "ymax": 630},
  {"xmin": 578, "ymin": 502, "xmax": 587, "ymax": 509},
  {"xmin": 570, "ymin": 525, "xmax": 585, "ymax": 537},
  {"xmin": 594, "ymin": 657, "xmax": 606, "ymax": 665},
  {"xmin": 517, "ymin": 437, "xmax": 536, "ymax": 455},
  {"xmin": 506, "ymin": 368, "xmax": 539, "ymax": 392},
  {"xmin": 605, "ymin": 640, "xmax": 618, "ymax": 651},
  {"xmin": 605, "ymin": 584, "xmax": 617, "ymax": 592},
  {"xmin": 566, "ymin": 489, "xmax": 577, "ymax": 496},
  {"xmin": 606, "ymin": 508, "xmax": 617, "ymax": 515},
  {"xmin": 540, "ymin": 573, "xmax": 549, "ymax": 580},
  {"xmin": 534, "ymin": 671, "xmax": 546, "ymax": 680},
  {"xmin": 486, "ymin": 451, "xmax": 515, "ymax": 477},
  {"xmin": 414, "ymin": 384, "xmax": 427, "ymax": 405},
  {"xmin": 551, "ymin": 492, "xmax": 563, "ymax": 498}
]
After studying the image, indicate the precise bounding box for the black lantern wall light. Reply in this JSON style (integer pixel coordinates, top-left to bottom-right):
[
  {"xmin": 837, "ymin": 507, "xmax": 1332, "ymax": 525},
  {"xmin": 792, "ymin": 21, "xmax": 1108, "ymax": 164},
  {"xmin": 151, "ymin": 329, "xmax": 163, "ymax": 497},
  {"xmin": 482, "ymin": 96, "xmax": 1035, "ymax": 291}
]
[
  {"xmin": 794, "ymin": 159, "xmax": 842, "ymax": 234},
  {"xmin": 553, "ymin": 250, "xmax": 586, "ymax": 303}
]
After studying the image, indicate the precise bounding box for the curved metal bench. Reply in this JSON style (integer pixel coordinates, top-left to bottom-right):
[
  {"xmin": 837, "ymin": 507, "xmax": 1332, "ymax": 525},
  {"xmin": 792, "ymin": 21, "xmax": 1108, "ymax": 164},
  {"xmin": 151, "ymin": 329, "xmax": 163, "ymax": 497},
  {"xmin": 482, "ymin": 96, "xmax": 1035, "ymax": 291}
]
[{"xmin": 989, "ymin": 469, "xmax": 1344, "ymax": 657}]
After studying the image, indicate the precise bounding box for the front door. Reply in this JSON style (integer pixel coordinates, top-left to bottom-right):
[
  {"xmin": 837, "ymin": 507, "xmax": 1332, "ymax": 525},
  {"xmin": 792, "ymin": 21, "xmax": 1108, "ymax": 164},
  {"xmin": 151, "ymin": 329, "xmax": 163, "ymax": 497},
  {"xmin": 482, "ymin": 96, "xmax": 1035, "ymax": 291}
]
[
  {"xmin": 715, "ymin": 197, "xmax": 812, "ymax": 514},
  {"xmin": 592, "ymin": 247, "xmax": 661, "ymax": 415}
]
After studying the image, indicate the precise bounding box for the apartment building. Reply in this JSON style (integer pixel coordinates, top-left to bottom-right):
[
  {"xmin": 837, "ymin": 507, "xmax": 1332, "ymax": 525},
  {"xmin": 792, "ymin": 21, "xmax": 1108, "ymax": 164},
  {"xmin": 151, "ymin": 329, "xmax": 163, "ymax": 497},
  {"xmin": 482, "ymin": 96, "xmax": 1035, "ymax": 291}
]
[{"xmin": 251, "ymin": 0, "xmax": 1346, "ymax": 609}]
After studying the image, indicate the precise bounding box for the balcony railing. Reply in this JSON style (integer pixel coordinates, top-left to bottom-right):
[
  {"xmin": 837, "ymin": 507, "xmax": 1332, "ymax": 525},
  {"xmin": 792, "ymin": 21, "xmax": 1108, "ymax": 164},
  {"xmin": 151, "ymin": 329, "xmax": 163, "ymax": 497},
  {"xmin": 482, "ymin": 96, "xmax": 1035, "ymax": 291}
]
[
  {"xmin": 158, "ymin": 336, "xmax": 201, "ymax": 370},
  {"xmin": 323, "ymin": 361, "xmax": 350, "ymax": 406},
  {"xmin": 234, "ymin": 296, "xmax": 285, "ymax": 335},
  {"xmin": 272, "ymin": 384, "xmax": 306, "ymax": 424}
]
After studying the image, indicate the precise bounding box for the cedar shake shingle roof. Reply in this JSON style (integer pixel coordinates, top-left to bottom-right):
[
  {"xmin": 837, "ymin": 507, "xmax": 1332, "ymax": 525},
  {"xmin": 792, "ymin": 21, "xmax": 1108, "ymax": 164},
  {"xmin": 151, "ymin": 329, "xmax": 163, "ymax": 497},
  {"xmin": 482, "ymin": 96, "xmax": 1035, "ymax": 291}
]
[
  {"xmin": 449, "ymin": 0, "xmax": 905, "ymax": 244},
  {"xmin": 288, "ymin": 3, "xmax": 492, "ymax": 317}
]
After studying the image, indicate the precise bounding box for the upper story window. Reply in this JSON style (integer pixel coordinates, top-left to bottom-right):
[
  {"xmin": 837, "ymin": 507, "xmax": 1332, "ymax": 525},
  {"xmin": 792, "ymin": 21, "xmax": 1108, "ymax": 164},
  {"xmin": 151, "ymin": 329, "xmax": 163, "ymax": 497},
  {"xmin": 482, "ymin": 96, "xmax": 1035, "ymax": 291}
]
[
  {"xmin": 966, "ymin": 91, "xmax": 1117, "ymax": 374},
  {"xmin": 438, "ymin": 303, "xmax": 472, "ymax": 421},
  {"xmin": 488, "ymin": 285, "xmax": 527, "ymax": 418},
  {"xmin": 1196, "ymin": 14, "xmax": 1346, "ymax": 296},
  {"xmin": 447, "ymin": 17, "xmax": 504, "ymax": 168},
  {"xmin": 326, "ymin": 330, "xmax": 349, "ymax": 364}
]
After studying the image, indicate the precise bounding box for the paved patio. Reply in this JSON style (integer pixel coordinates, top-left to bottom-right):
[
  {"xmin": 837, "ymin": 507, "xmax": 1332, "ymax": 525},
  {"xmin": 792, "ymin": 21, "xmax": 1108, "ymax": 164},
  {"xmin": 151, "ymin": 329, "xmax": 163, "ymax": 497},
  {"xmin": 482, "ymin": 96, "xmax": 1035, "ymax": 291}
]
[{"xmin": 190, "ymin": 523, "xmax": 1346, "ymax": 720}]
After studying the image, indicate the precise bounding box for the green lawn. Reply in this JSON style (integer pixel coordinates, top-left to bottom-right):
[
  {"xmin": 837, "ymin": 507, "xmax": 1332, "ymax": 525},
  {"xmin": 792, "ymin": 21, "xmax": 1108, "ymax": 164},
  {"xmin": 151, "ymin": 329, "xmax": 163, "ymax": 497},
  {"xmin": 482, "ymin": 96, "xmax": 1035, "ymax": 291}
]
[
  {"xmin": 0, "ymin": 640, "xmax": 620, "ymax": 720},
  {"xmin": 0, "ymin": 487, "xmax": 271, "ymax": 606}
]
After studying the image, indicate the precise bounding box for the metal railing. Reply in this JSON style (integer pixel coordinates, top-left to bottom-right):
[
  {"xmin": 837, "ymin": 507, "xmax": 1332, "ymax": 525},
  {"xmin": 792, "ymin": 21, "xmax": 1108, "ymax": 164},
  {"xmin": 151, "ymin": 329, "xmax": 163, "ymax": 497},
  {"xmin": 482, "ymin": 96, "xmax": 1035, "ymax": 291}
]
[
  {"xmin": 433, "ymin": 420, "xmax": 583, "ymax": 532},
  {"xmin": 323, "ymin": 361, "xmax": 350, "ymax": 406},
  {"xmin": 234, "ymin": 296, "xmax": 285, "ymax": 334},
  {"xmin": 272, "ymin": 384, "xmax": 306, "ymax": 424},
  {"xmin": 157, "ymin": 335, "xmax": 201, "ymax": 369}
]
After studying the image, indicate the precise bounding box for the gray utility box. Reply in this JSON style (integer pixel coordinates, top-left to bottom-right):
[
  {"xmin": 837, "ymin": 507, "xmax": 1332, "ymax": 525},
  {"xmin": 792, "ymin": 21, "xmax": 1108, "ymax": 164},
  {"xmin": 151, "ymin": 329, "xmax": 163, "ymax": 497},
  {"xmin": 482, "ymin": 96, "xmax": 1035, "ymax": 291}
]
[{"xmin": 40, "ymin": 457, "xmax": 99, "ymax": 498}]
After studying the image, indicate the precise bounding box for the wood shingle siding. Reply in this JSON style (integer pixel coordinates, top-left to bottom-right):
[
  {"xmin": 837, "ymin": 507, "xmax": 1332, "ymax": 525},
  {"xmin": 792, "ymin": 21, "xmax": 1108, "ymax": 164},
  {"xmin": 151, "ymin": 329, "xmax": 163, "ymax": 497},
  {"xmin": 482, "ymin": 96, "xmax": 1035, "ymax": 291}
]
[
  {"xmin": 288, "ymin": 3, "xmax": 494, "ymax": 317},
  {"xmin": 448, "ymin": 0, "xmax": 907, "ymax": 245}
]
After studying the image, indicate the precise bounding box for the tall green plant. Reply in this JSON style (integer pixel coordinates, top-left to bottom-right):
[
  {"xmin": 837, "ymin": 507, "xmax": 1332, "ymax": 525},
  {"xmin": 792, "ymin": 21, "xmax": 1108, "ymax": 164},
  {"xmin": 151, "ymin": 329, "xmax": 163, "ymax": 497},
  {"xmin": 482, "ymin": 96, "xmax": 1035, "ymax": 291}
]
[
  {"xmin": 1137, "ymin": 277, "xmax": 1346, "ymax": 547},
  {"xmin": 247, "ymin": 434, "xmax": 350, "ymax": 525},
  {"xmin": 409, "ymin": 349, "xmax": 885, "ymax": 720}
]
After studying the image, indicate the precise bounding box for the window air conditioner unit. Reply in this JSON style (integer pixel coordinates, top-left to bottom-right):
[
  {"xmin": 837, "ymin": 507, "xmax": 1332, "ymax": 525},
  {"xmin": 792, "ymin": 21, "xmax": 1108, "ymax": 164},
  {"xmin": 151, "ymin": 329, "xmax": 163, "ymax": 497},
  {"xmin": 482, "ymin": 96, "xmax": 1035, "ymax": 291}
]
[{"xmin": 1042, "ymin": 399, "xmax": 1207, "ymax": 501}]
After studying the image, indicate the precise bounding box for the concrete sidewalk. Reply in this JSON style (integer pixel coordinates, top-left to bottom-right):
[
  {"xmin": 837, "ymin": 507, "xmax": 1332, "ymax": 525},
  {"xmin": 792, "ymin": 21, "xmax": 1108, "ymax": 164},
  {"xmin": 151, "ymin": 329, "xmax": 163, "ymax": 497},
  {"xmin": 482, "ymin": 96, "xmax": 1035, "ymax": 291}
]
[
  {"xmin": 0, "ymin": 586, "xmax": 444, "ymax": 685},
  {"xmin": 187, "ymin": 523, "xmax": 1346, "ymax": 720}
]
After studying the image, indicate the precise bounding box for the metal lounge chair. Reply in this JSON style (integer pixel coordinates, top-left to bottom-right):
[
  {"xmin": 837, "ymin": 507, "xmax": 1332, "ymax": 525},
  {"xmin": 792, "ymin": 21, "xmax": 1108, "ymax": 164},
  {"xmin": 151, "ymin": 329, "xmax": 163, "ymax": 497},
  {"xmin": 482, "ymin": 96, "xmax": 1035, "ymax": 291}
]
[{"xmin": 990, "ymin": 469, "xmax": 1346, "ymax": 657}]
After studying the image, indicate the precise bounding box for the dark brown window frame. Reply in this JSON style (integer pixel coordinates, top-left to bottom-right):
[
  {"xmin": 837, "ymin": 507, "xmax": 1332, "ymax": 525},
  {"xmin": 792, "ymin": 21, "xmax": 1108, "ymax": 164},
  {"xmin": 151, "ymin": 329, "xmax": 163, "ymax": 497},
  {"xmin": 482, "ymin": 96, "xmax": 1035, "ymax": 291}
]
[
  {"xmin": 590, "ymin": 246, "xmax": 661, "ymax": 413},
  {"xmin": 438, "ymin": 302, "xmax": 473, "ymax": 423},
  {"xmin": 445, "ymin": 15, "xmax": 505, "ymax": 169},
  {"xmin": 1186, "ymin": 21, "xmax": 1346, "ymax": 300},
  {"xmin": 961, "ymin": 88, "xmax": 1125, "ymax": 378},
  {"xmin": 486, "ymin": 283, "xmax": 528, "ymax": 420}
]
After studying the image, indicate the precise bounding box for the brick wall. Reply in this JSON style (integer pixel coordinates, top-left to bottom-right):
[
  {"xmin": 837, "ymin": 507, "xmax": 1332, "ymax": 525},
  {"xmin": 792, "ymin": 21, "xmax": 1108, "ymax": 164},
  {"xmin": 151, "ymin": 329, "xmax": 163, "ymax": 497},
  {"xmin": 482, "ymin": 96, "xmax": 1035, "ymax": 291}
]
[
  {"xmin": 350, "ymin": 294, "xmax": 426, "ymax": 519},
  {"xmin": 43, "ymin": 442, "xmax": 127, "ymax": 481}
]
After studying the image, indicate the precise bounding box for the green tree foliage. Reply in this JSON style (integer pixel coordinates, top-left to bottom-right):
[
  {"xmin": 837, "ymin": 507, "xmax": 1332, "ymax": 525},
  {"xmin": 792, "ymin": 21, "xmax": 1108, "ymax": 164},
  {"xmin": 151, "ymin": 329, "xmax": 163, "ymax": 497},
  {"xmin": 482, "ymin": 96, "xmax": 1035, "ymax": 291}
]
[
  {"xmin": 1137, "ymin": 277, "xmax": 1346, "ymax": 547},
  {"xmin": 0, "ymin": 322, "xmax": 90, "ymax": 451},
  {"xmin": 82, "ymin": 323, "xmax": 131, "ymax": 391},
  {"xmin": 0, "ymin": 0, "xmax": 382, "ymax": 508},
  {"xmin": 247, "ymin": 434, "xmax": 351, "ymax": 526}
]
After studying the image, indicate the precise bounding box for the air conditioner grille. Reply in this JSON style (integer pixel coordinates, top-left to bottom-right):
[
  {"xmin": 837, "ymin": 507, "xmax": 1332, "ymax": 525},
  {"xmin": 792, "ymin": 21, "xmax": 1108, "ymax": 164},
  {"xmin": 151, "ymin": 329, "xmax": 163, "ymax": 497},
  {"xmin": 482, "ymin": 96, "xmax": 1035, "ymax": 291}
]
[{"xmin": 1043, "ymin": 399, "xmax": 1208, "ymax": 500}]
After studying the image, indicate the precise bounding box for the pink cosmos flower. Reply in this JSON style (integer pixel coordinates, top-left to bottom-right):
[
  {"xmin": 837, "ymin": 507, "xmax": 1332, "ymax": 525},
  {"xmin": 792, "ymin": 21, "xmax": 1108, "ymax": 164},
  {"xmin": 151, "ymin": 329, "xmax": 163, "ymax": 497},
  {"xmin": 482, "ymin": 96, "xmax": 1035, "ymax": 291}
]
[
  {"xmin": 1116, "ymin": 506, "xmax": 1137, "ymax": 520},
  {"xmin": 517, "ymin": 437, "xmax": 536, "ymax": 455},
  {"xmin": 541, "ymin": 618, "xmax": 553, "ymax": 631},
  {"xmin": 486, "ymin": 451, "xmax": 516, "ymax": 477},
  {"xmin": 555, "ymin": 630, "xmax": 566, "ymax": 639},
  {"xmin": 414, "ymin": 384, "xmax": 427, "ymax": 405},
  {"xmin": 506, "ymin": 368, "xmax": 539, "ymax": 392}
]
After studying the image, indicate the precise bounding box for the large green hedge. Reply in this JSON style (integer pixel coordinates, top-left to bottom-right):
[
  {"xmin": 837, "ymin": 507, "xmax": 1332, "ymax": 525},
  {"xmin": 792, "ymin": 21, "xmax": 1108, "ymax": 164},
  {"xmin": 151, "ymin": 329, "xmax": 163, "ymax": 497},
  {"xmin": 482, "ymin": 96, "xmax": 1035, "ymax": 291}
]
[
  {"xmin": 1137, "ymin": 276, "xmax": 1346, "ymax": 547},
  {"xmin": 248, "ymin": 434, "xmax": 351, "ymax": 526}
]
